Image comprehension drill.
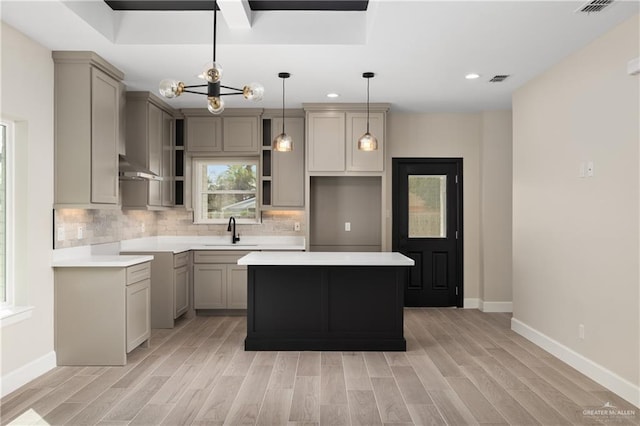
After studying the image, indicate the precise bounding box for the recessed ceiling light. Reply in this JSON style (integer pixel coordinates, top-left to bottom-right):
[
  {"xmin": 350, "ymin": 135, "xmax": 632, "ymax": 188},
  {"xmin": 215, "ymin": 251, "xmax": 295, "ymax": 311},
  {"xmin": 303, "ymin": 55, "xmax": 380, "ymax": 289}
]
[
  {"xmin": 465, "ymin": 73, "xmax": 480, "ymax": 80},
  {"xmin": 327, "ymin": 93, "xmax": 340, "ymax": 98}
]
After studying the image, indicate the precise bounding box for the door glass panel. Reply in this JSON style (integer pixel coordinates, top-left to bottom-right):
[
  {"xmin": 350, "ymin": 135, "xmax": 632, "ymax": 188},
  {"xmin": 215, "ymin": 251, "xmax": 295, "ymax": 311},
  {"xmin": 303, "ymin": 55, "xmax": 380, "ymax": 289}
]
[{"xmin": 408, "ymin": 175, "xmax": 446, "ymax": 238}]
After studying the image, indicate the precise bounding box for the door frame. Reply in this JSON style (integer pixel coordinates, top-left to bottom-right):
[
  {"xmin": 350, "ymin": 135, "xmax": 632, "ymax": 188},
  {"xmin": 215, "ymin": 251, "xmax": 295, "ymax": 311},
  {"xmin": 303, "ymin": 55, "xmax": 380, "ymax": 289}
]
[{"xmin": 392, "ymin": 157, "xmax": 464, "ymax": 307}]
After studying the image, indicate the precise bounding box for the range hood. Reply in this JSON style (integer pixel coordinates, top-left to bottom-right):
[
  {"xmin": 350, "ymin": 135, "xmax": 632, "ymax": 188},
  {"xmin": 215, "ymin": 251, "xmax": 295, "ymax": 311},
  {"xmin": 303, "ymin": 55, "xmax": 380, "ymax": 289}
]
[{"xmin": 118, "ymin": 155, "xmax": 163, "ymax": 181}]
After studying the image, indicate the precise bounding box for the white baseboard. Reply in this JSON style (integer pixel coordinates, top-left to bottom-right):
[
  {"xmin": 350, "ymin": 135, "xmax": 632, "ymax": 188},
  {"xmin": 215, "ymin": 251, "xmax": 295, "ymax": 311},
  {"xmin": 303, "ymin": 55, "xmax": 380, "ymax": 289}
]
[
  {"xmin": 512, "ymin": 318, "xmax": 640, "ymax": 408},
  {"xmin": 463, "ymin": 298, "xmax": 512, "ymax": 312},
  {"xmin": 0, "ymin": 351, "xmax": 56, "ymax": 398},
  {"xmin": 481, "ymin": 301, "xmax": 513, "ymax": 313},
  {"xmin": 463, "ymin": 298, "xmax": 480, "ymax": 309}
]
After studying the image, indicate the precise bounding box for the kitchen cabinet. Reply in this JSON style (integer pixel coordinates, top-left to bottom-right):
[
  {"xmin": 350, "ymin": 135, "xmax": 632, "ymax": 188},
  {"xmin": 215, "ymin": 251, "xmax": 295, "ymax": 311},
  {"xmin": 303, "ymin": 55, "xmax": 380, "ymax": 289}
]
[
  {"xmin": 184, "ymin": 109, "xmax": 262, "ymax": 155},
  {"xmin": 53, "ymin": 51, "xmax": 124, "ymax": 208},
  {"xmin": 193, "ymin": 251, "xmax": 249, "ymax": 310},
  {"xmin": 54, "ymin": 261, "xmax": 151, "ymax": 365},
  {"xmin": 121, "ymin": 92, "xmax": 175, "ymax": 210},
  {"xmin": 120, "ymin": 250, "xmax": 191, "ymax": 328},
  {"xmin": 304, "ymin": 104, "xmax": 389, "ymax": 174},
  {"xmin": 261, "ymin": 115, "xmax": 305, "ymax": 209}
]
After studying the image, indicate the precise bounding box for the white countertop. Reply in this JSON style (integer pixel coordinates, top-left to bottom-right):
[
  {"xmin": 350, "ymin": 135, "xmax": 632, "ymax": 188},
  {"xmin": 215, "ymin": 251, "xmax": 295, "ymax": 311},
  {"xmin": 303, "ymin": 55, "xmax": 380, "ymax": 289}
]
[
  {"xmin": 52, "ymin": 255, "xmax": 155, "ymax": 268},
  {"xmin": 53, "ymin": 243, "xmax": 154, "ymax": 268},
  {"xmin": 120, "ymin": 236, "xmax": 305, "ymax": 253},
  {"xmin": 237, "ymin": 251, "xmax": 415, "ymax": 266}
]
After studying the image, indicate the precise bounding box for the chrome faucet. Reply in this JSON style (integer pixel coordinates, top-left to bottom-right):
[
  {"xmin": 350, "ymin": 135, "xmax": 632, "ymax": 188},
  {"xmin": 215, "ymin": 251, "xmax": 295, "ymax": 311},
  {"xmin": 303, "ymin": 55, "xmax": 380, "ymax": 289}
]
[{"xmin": 227, "ymin": 216, "xmax": 240, "ymax": 244}]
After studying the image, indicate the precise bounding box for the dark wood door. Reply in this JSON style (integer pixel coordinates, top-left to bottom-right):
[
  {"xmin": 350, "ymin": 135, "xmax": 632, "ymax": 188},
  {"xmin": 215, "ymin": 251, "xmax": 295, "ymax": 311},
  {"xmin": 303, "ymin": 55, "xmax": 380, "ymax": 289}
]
[{"xmin": 392, "ymin": 158, "xmax": 463, "ymax": 307}]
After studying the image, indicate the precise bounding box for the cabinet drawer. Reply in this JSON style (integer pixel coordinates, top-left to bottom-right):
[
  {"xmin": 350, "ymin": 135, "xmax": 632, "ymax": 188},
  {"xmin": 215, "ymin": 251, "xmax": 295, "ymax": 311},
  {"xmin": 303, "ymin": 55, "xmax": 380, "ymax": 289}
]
[
  {"xmin": 193, "ymin": 251, "xmax": 250, "ymax": 264},
  {"xmin": 126, "ymin": 262, "xmax": 151, "ymax": 285},
  {"xmin": 174, "ymin": 252, "xmax": 190, "ymax": 268}
]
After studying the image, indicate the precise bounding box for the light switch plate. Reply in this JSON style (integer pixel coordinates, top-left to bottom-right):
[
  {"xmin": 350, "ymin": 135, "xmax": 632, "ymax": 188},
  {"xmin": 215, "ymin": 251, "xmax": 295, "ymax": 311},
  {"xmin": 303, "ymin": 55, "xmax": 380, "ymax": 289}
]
[
  {"xmin": 345, "ymin": 222, "xmax": 351, "ymax": 232},
  {"xmin": 587, "ymin": 161, "xmax": 594, "ymax": 177},
  {"xmin": 77, "ymin": 226, "xmax": 83, "ymax": 239},
  {"xmin": 294, "ymin": 222, "xmax": 301, "ymax": 231},
  {"xmin": 57, "ymin": 227, "xmax": 65, "ymax": 241}
]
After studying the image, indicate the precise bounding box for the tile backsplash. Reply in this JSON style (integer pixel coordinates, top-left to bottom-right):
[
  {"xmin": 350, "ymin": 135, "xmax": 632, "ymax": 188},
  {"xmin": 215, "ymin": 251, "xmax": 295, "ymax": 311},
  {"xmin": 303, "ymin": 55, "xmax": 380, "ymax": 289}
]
[{"xmin": 55, "ymin": 208, "xmax": 305, "ymax": 249}]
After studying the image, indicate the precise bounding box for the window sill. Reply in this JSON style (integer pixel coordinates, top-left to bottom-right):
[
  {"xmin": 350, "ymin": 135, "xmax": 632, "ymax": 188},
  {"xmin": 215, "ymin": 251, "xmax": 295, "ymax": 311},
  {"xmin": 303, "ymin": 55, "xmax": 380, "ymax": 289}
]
[{"xmin": 0, "ymin": 306, "xmax": 34, "ymax": 328}]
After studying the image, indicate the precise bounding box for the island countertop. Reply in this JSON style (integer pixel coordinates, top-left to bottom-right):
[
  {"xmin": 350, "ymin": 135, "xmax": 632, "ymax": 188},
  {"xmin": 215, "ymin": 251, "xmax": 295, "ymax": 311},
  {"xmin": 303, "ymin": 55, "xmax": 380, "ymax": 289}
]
[{"xmin": 238, "ymin": 251, "xmax": 414, "ymax": 266}]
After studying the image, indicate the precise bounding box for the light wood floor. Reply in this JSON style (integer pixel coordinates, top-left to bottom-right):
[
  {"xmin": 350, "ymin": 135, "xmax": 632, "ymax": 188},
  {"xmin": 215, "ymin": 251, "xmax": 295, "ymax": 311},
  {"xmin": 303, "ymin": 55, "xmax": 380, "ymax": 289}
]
[{"xmin": 1, "ymin": 309, "xmax": 638, "ymax": 425}]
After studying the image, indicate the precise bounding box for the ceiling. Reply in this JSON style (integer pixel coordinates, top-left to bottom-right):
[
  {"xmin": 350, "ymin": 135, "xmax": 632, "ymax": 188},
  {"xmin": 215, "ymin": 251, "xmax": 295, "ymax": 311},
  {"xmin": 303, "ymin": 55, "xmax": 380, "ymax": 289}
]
[{"xmin": 1, "ymin": 1, "xmax": 638, "ymax": 112}]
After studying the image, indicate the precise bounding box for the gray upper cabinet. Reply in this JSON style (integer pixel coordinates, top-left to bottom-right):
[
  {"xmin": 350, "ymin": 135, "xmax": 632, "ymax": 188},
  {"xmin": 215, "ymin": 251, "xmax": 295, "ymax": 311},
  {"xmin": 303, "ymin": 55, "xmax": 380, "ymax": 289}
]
[
  {"xmin": 222, "ymin": 116, "xmax": 259, "ymax": 153},
  {"xmin": 121, "ymin": 92, "xmax": 175, "ymax": 210},
  {"xmin": 184, "ymin": 109, "xmax": 261, "ymax": 155},
  {"xmin": 307, "ymin": 111, "xmax": 345, "ymax": 172},
  {"xmin": 186, "ymin": 116, "xmax": 222, "ymax": 152},
  {"xmin": 272, "ymin": 117, "xmax": 305, "ymax": 207},
  {"xmin": 304, "ymin": 104, "xmax": 389, "ymax": 174},
  {"xmin": 53, "ymin": 51, "xmax": 124, "ymax": 208}
]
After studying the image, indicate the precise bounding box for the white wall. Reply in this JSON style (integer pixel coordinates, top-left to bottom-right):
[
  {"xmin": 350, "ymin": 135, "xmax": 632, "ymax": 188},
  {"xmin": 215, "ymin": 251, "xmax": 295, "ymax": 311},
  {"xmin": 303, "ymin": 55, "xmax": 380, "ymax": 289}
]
[
  {"xmin": 481, "ymin": 111, "xmax": 513, "ymax": 309},
  {"xmin": 385, "ymin": 112, "xmax": 512, "ymax": 308},
  {"xmin": 0, "ymin": 22, "xmax": 56, "ymax": 396},
  {"xmin": 512, "ymin": 14, "xmax": 639, "ymax": 405}
]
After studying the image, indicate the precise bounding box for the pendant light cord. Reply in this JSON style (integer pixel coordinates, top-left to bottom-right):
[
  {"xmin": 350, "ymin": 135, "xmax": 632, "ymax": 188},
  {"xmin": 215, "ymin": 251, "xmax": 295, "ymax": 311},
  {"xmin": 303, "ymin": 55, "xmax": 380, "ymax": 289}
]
[
  {"xmin": 282, "ymin": 77, "xmax": 286, "ymax": 134},
  {"xmin": 213, "ymin": 2, "xmax": 217, "ymax": 62},
  {"xmin": 366, "ymin": 77, "xmax": 370, "ymax": 133}
]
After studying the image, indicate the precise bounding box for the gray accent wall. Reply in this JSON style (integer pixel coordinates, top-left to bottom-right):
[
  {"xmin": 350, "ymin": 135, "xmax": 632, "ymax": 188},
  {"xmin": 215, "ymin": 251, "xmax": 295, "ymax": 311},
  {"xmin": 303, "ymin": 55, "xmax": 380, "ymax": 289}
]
[{"xmin": 310, "ymin": 176, "xmax": 381, "ymax": 252}]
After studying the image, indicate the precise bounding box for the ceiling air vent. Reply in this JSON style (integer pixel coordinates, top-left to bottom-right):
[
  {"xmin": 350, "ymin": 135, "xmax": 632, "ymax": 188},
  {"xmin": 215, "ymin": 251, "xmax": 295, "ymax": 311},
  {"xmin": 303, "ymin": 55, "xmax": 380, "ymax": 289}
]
[
  {"xmin": 489, "ymin": 75, "xmax": 509, "ymax": 83},
  {"xmin": 577, "ymin": 0, "xmax": 614, "ymax": 13}
]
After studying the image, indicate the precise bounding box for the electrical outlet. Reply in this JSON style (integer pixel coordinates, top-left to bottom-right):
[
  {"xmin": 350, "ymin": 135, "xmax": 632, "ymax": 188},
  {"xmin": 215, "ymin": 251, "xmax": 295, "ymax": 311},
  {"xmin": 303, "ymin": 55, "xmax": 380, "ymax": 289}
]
[
  {"xmin": 579, "ymin": 324, "xmax": 585, "ymax": 340},
  {"xmin": 345, "ymin": 222, "xmax": 351, "ymax": 232},
  {"xmin": 57, "ymin": 227, "xmax": 65, "ymax": 242},
  {"xmin": 77, "ymin": 226, "xmax": 83, "ymax": 239},
  {"xmin": 294, "ymin": 222, "xmax": 301, "ymax": 231},
  {"xmin": 586, "ymin": 161, "xmax": 594, "ymax": 177},
  {"xmin": 141, "ymin": 223, "xmax": 145, "ymax": 233}
]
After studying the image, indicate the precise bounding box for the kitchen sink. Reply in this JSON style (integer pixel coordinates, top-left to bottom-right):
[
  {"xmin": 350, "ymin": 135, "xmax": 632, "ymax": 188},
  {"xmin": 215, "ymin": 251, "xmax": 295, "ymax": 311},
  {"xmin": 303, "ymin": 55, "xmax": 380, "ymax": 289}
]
[{"xmin": 203, "ymin": 243, "xmax": 258, "ymax": 247}]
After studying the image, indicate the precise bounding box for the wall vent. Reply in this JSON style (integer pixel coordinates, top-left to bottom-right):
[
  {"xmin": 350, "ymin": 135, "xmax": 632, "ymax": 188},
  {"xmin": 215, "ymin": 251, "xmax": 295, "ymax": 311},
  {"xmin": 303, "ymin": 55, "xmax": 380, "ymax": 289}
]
[
  {"xmin": 489, "ymin": 75, "xmax": 509, "ymax": 82},
  {"xmin": 577, "ymin": 0, "xmax": 614, "ymax": 13}
]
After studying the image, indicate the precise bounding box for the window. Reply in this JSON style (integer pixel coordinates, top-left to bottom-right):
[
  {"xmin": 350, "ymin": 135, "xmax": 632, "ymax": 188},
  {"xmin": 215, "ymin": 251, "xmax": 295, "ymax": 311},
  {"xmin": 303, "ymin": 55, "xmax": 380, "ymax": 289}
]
[
  {"xmin": 1, "ymin": 121, "xmax": 13, "ymax": 306},
  {"xmin": 193, "ymin": 159, "xmax": 259, "ymax": 224}
]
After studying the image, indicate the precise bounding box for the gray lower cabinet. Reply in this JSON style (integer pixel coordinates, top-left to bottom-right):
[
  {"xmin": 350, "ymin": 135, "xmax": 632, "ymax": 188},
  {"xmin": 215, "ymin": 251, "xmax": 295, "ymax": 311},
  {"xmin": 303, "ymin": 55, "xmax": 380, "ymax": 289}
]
[
  {"xmin": 121, "ymin": 251, "xmax": 191, "ymax": 328},
  {"xmin": 193, "ymin": 251, "xmax": 249, "ymax": 310},
  {"xmin": 54, "ymin": 262, "xmax": 151, "ymax": 366}
]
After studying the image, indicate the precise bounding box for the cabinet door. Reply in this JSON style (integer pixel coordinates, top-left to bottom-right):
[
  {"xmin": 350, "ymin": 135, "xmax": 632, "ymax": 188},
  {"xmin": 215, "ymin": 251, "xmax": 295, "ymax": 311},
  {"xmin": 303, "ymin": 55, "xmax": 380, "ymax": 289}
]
[
  {"xmin": 345, "ymin": 112, "xmax": 384, "ymax": 172},
  {"xmin": 194, "ymin": 264, "xmax": 226, "ymax": 309},
  {"xmin": 272, "ymin": 117, "xmax": 305, "ymax": 207},
  {"xmin": 223, "ymin": 116, "xmax": 259, "ymax": 153},
  {"xmin": 162, "ymin": 111, "xmax": 175, "ymax": 207},
  {"xmin": 90, "ymin": 67, "xmax": 119, "ymax": 204},
  {"xmin": 307, "ymin": 112, "xmax": 345, "ymax": 172},
  {"xmin": 186, "ymin": 117, "xmax": 222, "ymax": 152},
  {"xmin": 126, "ymin": 278, "xmax": 151, "ymax": 352},
  {"xmin": 174, "ymin": 265, "xmax": 189, "ymax": 318},
  {"xmin": 227, "ymin": 265, "xmax": 248, "ymax": 309},
  {"xmin": 147, "ymin": 103, "xmax": 163, "ymax": 206}
]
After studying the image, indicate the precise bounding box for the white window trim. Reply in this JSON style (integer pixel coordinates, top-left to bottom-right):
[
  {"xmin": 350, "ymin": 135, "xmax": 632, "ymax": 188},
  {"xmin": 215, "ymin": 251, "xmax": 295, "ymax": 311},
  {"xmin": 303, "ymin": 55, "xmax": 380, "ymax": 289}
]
[
  {"xmin": 1, "ymin": 120, "xmax": 14, "ymax": 308},
  {"xmin": 192, "ymin": 158, "xmax": 260, "ymax": 225}
]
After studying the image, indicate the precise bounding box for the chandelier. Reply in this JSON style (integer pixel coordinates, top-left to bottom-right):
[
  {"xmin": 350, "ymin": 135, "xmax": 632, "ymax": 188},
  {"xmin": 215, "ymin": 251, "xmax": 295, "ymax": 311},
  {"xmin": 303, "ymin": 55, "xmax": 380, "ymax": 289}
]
[{"xmin": 158, "ymin": 1, "xmax": 263, "ymax": 114}]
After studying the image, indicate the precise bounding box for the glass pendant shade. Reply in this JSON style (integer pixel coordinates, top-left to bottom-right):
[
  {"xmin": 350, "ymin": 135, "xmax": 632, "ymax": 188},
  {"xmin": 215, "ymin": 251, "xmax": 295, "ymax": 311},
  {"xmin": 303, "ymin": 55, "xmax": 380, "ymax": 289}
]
[
  {"xmin": 357, "ymin": 132, "xmax": 378, "ymax": 151},
  {"xmin": 207, "ymin": 96, "xmax": 225, "ymax": 114},
  {"xmin": 159, "ymin": 79, "xmax": 183, "ymax": 98},
  {"xmin": 243, "ymin": 82, "xmax": 265, "ymax": 101},
  {"xmin": 358, "ymin": 72, "xmax": 377, "ymax": 151},
  {"xmin": 273, "ymin": 132, "xmax": 293, "ymax": 152},
  {"xmin": 199, "ymin": 62, "xmax": 223, "ymax": 83}
]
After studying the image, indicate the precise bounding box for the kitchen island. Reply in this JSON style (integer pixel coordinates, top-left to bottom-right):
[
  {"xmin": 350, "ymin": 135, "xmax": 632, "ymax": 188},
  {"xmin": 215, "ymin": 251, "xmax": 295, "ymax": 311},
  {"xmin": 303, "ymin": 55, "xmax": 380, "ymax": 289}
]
[{"xmin": 238, "ymin": 252, "xmax": 414, "ymax": 351}]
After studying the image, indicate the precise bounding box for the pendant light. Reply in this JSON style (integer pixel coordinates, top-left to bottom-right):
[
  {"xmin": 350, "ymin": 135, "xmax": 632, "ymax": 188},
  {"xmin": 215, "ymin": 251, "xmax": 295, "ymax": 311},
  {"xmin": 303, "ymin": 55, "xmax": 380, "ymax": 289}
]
[
  {"xmin": 273, "ymin": 72, "xmax": 293, "ymax": 152},
  {"xmin": 357, "ymin": 72, "xmax": 378, "ymax": 151},
  {"xmin": 158, "ymin": 1, "xmax": 263, "ymax": 114}
]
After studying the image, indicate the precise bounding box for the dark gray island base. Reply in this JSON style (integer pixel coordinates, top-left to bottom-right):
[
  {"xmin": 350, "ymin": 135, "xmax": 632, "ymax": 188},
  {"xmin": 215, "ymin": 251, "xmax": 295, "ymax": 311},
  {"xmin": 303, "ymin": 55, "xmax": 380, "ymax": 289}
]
[{"xmin": 239, "ymin": 252, "xmax": 414, "ymax": 351}]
